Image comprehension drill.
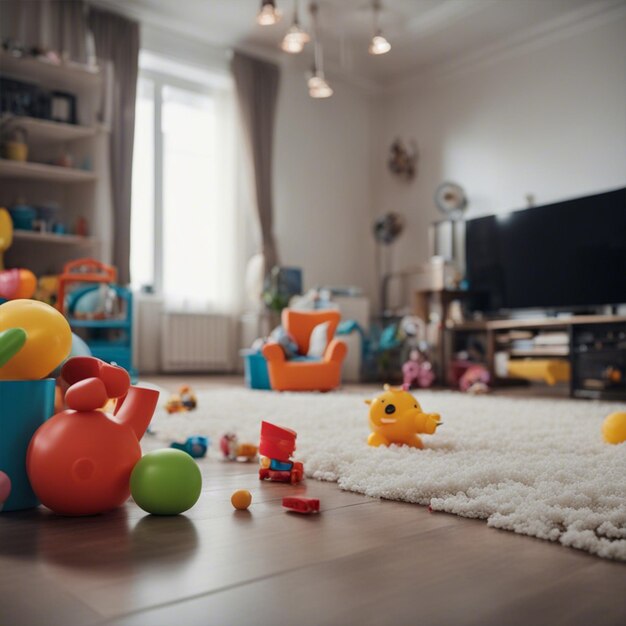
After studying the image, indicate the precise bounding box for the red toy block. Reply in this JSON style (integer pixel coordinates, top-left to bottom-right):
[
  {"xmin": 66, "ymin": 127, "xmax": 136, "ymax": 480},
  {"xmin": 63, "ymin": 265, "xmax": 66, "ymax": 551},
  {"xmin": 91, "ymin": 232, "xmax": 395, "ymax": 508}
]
[
  {"xmin": 282, "ymin": 497, "xmax": 320, "ymax": 514},
  {"xmin": 259, "ymin": 421, "xmax": 297, "ymax": 462}
]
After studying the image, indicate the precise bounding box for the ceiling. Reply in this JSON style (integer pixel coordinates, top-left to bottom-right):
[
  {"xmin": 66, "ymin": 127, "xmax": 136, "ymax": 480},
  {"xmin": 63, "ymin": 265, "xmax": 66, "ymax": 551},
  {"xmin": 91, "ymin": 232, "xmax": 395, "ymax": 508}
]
[{"xmin": 93, "ymin": 0, "xmax": 619, "ymax": 87}]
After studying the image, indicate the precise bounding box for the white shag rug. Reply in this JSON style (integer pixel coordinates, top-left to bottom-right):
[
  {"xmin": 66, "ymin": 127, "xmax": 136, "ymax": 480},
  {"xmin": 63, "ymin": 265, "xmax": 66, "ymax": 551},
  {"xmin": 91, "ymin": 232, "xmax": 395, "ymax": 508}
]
[{"xmin": 151, "ymin": 388, "xmax": 626, "ymax": 561}]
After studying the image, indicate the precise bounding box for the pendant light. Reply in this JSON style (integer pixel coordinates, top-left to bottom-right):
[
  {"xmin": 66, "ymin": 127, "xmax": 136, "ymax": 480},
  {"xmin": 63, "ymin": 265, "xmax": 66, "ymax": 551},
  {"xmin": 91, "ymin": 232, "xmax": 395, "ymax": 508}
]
[
  {"xmin": 307, "ymin": 2, "xmax": 332, "ymax": 98},
  {"xmin": 281, "ymin": 0, "xmax": 310, "ymax": 53},
  {"xmin": 257, "ymin": 0, "xmax": 281, "ymax": 26},
  {"xmin": 368, "ymin": 0, "xmax": 391, "ymax": 55}
]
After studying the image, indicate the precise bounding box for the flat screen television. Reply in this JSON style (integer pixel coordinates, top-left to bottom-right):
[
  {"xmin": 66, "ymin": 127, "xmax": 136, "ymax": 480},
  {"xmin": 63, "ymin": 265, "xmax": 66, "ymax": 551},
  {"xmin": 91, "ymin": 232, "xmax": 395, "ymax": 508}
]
[{"xmin": 465, "ymin": 187, "xmax": 626, "ymax": 313}]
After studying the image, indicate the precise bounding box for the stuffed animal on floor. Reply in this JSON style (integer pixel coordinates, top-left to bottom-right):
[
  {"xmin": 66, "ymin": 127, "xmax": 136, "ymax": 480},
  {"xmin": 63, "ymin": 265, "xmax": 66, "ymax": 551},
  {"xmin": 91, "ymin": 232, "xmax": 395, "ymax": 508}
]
[{"xmin": 365, "ymin": 385, "xmax": 441, "ymax": 449}]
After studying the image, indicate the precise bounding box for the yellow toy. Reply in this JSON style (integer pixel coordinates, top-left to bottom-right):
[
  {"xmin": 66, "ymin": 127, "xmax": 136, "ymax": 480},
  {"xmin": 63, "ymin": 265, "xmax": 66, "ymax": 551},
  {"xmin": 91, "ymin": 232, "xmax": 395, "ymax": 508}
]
[
  {"xmin": 366, "ymin": 385, "xmax": 441, "ymax": 448},
  {"xmin": 231, "ymin": 489, "xmax": 252, "ymax": 510},
  {"xmin": 0, "ymin": 299, "xmax": 72, "ymax": 380},
  {"xmin": 602, "ymin": 412, "xmax": 626, "ymax": 445}
]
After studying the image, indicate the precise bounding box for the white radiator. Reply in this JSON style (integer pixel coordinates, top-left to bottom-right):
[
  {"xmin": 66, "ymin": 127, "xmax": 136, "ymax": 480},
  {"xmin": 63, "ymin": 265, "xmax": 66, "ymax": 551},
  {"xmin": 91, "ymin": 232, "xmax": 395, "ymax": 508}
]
[{"xmin": 161, "ymin": 312, "xmax": 235, "ymax": 372}]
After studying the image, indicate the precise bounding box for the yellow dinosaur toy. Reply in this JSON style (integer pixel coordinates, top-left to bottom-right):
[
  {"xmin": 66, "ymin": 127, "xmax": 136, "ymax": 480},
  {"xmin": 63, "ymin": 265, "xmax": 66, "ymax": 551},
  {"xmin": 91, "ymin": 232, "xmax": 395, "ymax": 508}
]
[{"xmin": 365, "ymin": 385, "xmax": 441, "ymax": 448}]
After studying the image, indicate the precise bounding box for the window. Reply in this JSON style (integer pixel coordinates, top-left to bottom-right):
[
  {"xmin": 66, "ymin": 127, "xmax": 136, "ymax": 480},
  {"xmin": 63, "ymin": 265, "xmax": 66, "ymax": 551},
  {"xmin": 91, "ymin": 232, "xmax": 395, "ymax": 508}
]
[{"xmin": 131, "ymin": 53, "xmax": 238, "ymax": 311}]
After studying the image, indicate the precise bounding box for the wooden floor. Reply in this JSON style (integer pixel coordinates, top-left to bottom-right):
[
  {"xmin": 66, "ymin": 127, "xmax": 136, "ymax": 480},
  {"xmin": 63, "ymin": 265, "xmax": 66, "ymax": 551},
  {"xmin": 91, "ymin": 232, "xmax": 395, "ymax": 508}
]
[{"xmin": 1, "ymin": 376, "xmax": 624, "ymax": 626}]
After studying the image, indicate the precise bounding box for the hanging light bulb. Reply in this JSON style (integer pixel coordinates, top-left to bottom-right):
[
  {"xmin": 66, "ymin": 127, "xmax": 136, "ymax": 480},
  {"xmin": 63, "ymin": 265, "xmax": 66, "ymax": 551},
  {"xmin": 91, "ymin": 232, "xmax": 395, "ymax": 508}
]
[
  {"xmin": 306, "ymin": 2, "xmax": 332, "ymax": 98},
  {"xmin": 368, "ymin": 1, "xmax": 391, "ymax": 55},
  {"xmin": 257, "ymin": 0, "xmax": 281, "ymax": 26},
  {"xmin": 281, "ymin": 0, "xmax": 310, "ymax": 53}
]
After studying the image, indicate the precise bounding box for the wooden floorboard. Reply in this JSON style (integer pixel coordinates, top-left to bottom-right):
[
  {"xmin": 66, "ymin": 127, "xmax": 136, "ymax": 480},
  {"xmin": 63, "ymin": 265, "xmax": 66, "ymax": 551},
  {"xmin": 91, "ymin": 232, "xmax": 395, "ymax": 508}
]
[{"xmin": 1, "ymin": 376, "xmax": 624, "ymax": 626}]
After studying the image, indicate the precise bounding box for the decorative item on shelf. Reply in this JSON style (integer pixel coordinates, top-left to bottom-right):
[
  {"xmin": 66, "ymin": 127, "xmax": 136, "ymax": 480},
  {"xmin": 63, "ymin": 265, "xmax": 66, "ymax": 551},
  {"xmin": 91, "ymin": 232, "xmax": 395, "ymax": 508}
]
[
  {"xmin": 49, "ymin": 91, "xmax": 77, "ymax": 125},
  {"xmin": 307, "ymin": 2, "xmax": 333, "ymax": 98},
  {"xmin": 0, "ymin": 208, "xmax": 37, "ymax": 300},
  {"xmin": 75, "ymin": 216, "xmax": 88, "ymax": 236},
  {"xmin": 402, "ymin": 346, "xmax": 435, "ymax": 389},
  {"xmin": 368, "ymin": 0, "xmax": 391, "ymax": 55},
  {"xmin": 8, "ymin": 203, "xmax": 36, "ymax": 230},
  {"xmin": 1, "ymin": 125, "xmax": 28, "ymax": 161},
  {"xmin": 52, "ymin": 151, "xmax": 74, "ymax": 168},
  {"xmin": 387, "ymin": 138, "xmax": 417, "ymax": 180},
  {"xmin": 257, "ymin": 0, "xmax": 282, "ymax": 25},
  {"xmin": 281, "ymin": 0, "xmax": 310, "ymax": 53}
]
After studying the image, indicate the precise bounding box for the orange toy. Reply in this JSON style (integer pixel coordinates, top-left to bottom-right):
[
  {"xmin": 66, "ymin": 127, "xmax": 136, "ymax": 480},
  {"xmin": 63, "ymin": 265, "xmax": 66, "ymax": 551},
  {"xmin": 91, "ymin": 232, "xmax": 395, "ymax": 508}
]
[
  {"xmin": 262, "ymin": 309, "xmax": 347, "ymax": 391},
  {"xmin": 26, "ymin": 357, "xmax": 159, "ymax": 516},
  {"xmin": 366, "ymin": 385, "xmax": 441, "ymax": 449}
]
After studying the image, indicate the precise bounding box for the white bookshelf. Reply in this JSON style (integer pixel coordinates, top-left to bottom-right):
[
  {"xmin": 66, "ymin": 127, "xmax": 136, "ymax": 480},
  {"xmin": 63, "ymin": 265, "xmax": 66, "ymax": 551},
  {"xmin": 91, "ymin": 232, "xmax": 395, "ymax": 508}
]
[
  {"xmin": 0, "ymin": 116, "xmax": 98, "ymax": 144},
  {"xmin": 0, "ymin": 52, "xmax": 110, "ymax": 276},
  {"xmin": 0, "ymin": 159, "xmax": 98, "ymax": 183}
]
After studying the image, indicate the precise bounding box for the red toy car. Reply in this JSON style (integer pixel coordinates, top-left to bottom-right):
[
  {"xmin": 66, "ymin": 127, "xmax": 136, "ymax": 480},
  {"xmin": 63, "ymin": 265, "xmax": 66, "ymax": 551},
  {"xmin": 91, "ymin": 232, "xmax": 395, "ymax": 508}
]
[
  {"xmin": 259, "ymin": 461, "xmax": 304, "ymax": 485},
  {"xmin": 258, "ymin": 421, "xmax": 304, "ymax": 485},
  {"xmin": 282, "ymin": 496, "xmax": 319, "ymax": 514}
]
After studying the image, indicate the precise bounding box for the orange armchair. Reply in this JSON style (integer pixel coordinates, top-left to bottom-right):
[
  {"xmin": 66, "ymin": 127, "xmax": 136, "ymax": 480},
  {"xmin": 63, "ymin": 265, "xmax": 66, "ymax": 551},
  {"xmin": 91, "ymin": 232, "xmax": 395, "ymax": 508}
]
[{"xmin": 262, "ymin": 309, "xmax": 347, "ymax": 391}]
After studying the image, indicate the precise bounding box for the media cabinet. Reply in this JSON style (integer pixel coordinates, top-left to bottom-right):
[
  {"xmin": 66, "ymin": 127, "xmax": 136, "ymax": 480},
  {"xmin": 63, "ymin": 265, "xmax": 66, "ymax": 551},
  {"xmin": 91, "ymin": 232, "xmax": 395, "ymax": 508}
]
[{"xmin": 443, "ymin": 315, "xmax": 626, "ymax": 400}]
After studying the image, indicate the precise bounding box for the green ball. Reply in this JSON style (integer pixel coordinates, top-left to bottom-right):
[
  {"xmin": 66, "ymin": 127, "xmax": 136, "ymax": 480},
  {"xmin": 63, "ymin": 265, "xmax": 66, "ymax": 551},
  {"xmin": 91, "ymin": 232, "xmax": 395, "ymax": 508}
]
[{"xmin": 130, "ymin": 449, "xmax": 202, "ymax": 515}]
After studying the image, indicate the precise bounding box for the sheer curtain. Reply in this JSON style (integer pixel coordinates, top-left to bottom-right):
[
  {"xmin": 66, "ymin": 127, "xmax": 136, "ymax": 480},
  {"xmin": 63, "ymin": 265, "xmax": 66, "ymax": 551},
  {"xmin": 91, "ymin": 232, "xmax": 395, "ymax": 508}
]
[{"xmin": 130, "ymin": 54, "xmax": 242, "ymax": 314}]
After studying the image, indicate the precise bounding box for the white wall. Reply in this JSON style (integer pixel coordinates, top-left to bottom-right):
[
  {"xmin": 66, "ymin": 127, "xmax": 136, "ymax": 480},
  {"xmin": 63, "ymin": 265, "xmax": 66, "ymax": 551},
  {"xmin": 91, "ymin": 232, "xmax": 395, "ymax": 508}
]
[
  {"xmin": 372, "ymin": 13, "xmax": 626, "ymax": 277},
  {"xmin": 273, "ymin": 67, "xmax": 375, "ymax": 293}
]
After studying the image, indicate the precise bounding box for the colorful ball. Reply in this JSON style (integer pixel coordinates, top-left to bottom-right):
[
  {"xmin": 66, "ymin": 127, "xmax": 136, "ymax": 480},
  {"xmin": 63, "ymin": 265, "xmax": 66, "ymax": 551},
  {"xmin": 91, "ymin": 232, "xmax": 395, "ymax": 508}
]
[
  {"xmin": 0, "ymin": 299, "xmax": 72, "ymax": 380},
  {"xmin": 231, "ymin": 489, "xmax": 252, "ymax": 510},
  {"xmin": 130, "ymin": 449, "xmax": 202, "ymax": 515},
  {"xmin": 602, "ymin": 412, "xmax": 626, "ymax": 445}
]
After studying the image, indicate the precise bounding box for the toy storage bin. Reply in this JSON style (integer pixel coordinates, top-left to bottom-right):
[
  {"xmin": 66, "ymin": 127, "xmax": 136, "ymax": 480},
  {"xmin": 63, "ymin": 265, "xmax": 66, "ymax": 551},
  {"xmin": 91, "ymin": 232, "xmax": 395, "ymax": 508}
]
[
  {"xmin": 241, "ymin": 350, "xmax": 271, "ymax": 390},
  {"xmin": 0, "ymin": 378, "xmax": 55, "ymax": 511}
]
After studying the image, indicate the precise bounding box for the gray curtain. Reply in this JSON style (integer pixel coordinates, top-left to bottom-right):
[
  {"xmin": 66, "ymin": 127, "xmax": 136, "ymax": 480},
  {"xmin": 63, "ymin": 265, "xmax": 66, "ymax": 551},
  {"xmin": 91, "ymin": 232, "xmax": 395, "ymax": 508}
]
[
  {"xmin": 231, "ymin": 51, "xmax": 280, "ymax": 271},
  {"xmin": 0, "ymin": 0, "xmax": 89, "ymax": 63},
  {"xmin": 88, "ymin": 7, "xmax": 139, "ymax": 285}
]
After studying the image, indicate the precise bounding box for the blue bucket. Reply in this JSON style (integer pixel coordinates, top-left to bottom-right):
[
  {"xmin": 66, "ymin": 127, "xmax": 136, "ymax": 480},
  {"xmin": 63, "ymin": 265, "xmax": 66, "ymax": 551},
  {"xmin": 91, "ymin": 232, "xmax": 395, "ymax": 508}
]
[
  {"xmin": 0, "ymin": 379, "xmax": 55, "ymax": 511},
  {"xmin": 241, "ymin": 350, "xmax": 271, "ymax": 390}
]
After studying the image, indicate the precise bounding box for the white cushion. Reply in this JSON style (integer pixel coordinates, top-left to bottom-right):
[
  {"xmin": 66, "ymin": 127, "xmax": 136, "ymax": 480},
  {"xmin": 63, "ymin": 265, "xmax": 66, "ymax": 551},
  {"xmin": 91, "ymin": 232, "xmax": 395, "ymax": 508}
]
[{"xmin": 307, "ymin": 321, "xmax": 330, "ymax": 358}]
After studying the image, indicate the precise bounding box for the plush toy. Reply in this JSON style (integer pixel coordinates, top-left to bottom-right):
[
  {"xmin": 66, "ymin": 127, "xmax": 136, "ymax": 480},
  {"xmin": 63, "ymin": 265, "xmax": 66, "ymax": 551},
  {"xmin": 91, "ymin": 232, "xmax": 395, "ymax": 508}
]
[
  {"xmin": 402, "ymin": 348, "xmax": 435, "ymax": 389},
  {"xmin": 366, "ymin": 385, "xmax": 441, "ymax": 448},
  {"xmin": 459, "ymin": 364, "xmax": 491, "ymax": 394}
]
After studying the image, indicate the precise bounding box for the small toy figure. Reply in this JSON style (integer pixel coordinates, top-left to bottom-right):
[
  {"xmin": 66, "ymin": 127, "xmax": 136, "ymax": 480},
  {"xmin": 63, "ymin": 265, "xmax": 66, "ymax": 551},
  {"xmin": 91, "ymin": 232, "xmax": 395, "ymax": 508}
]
[
  {"xmin": 165, "ymin": 385, "xmax": 197, "ymax": 414},
  {"xmin": 258, "ymin": 421, "xmax": 304, "ymax": 484},
  {"xmin": 366, "ymin": 384, "xmax": 441, "ymax": 449},
  {"xmin": 459, "ymin": 364, "xmax": 490, "ymax": 394},
  {"xmin": 220, "ymin": 433, "xmax": 258, "ymax": 462},
  {"xmin": 402, "ymin": 348, "xmax": 435, "ymax": 389},
  {"xmin": 170, "ymin": 435, "xmax": 209, "ymax": 458},
  {"xmin": 282, "ymin": 496, "xmax": 319, "ymax": 514}
]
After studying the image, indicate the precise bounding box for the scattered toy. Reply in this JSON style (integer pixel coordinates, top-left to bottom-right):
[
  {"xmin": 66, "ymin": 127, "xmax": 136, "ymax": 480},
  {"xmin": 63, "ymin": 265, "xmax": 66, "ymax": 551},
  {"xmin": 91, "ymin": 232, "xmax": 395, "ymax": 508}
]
[
  {"xmin": 282, "ymin": 496, "xmax": 319, "ymax": 514},
  {"xmin": 366, "ymin": 384, "xmax": 441, "ymax": 449},
  {"xmin": 602, "ymin": 411, "xmax": 626, "ymax": 445},
  {"xmin": 220, "ymin": 432, "xmax": 258, "ymax": 462},
  {"xmin": 231, "ymin": 489, "xmax": 252, "ymax": 510},
  {"xmin": 165, "ymin": 385, "xmax": 197, "ymax": 414},
  {"xmin": 258, "ymin": 421, "xmax": 304, "ymax": 484},
  {"xmin": 171, "ymin": 435, "xmax": 209, "ymax": 458},
  {"xmin": 27, "ymin": 357, "xmax": 159, "ymax": 516},
  {"xmin": 402, "ymin": 348, "xmax": 435, "ymax": 389},
  {"xmin": 130, "ymin": 448, "xmax": 202, "ymax": 516},
  {"xmin": 459, "ymin": 364, "xmax": 491, "ymax": 394}
]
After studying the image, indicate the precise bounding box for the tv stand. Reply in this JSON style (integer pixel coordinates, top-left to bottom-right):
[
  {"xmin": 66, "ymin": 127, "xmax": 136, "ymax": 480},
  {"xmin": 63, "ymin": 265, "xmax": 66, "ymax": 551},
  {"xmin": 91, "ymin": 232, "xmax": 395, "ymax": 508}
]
[{"xmin": 444, "ymin": 314, "xmax": 626, "ymax": 400}]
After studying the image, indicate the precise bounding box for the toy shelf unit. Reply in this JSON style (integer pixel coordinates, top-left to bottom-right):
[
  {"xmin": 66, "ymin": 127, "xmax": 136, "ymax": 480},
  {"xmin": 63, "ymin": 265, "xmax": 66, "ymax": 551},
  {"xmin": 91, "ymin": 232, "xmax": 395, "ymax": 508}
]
[
  {"xmin": 444, "ymin": 315, "xmax": 626, "ymax": 400},
  {"xmin": 0, "ymin": 50, "xmax": 110, "ymax": 277},
  {"xmin": 60, "ymin": 259, "xmax": 135, "ymax": 377}
]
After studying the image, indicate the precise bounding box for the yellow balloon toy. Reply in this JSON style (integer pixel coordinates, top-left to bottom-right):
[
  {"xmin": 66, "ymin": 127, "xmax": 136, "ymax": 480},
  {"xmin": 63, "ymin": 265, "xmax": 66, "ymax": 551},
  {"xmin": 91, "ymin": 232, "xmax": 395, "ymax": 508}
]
[
  {"xmin": 602, "ymin": 412, "xmax": 626, "ymax": 445},
  {"xmin": 366, "ymin": 385, "xmax": 441, "ymax": 449},
  {"xmin": 0, "ymin": 299, "xmax": 71, "ymax": 380}
]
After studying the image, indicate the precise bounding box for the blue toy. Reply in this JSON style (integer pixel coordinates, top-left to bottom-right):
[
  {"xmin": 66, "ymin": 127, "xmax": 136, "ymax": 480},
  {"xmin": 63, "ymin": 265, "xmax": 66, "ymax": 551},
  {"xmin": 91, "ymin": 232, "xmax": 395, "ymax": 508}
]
[{"xmin": 170, "ymin": 436, "xmax": 209, "ymax": 459}]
